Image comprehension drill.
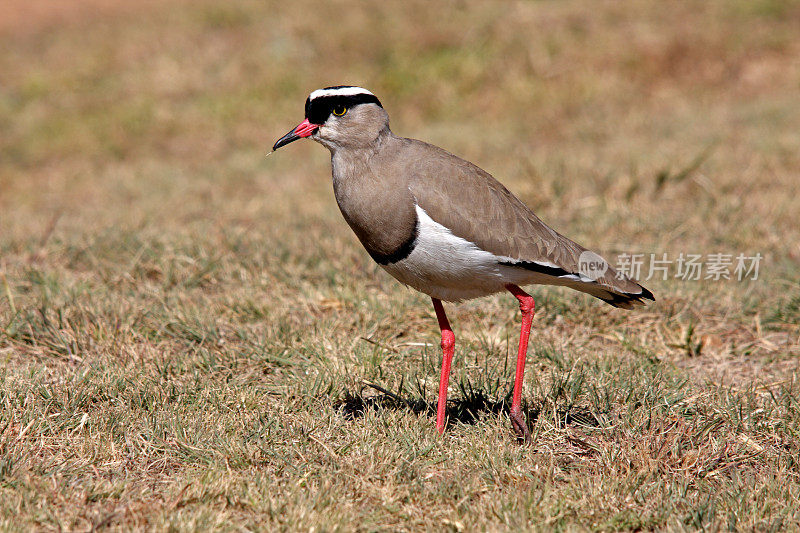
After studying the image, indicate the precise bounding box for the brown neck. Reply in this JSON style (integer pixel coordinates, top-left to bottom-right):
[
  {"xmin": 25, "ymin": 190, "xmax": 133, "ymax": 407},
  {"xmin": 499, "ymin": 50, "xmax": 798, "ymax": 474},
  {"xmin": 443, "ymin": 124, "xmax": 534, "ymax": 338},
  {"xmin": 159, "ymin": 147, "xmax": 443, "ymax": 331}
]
[{"xmin": 329, "ymin": 132, "xmax": 418, "ymax": 264}]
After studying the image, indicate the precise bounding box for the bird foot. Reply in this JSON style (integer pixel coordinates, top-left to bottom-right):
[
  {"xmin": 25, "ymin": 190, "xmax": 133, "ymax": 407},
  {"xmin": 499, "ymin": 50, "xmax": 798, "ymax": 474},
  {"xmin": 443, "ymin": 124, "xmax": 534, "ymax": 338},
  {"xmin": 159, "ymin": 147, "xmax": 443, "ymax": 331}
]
[{"xmin": 509, "ymin": 407, "xmax": 531, "ymax": 444}]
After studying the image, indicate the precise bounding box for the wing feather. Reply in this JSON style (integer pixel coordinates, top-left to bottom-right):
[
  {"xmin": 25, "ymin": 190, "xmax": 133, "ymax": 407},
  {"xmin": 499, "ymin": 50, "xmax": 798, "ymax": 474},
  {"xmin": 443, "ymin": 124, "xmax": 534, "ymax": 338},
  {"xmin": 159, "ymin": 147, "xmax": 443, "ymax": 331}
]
[{"xmin": 401, "ymin": 138, "xmax": 654, "ymax": 307}]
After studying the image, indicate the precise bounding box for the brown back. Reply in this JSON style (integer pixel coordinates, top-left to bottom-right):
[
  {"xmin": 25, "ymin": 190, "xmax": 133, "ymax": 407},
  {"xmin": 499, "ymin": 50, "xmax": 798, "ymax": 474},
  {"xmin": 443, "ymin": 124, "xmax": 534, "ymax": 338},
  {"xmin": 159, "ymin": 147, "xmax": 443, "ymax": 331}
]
[{"xmin": 397, "ymin": 137, "xmax": 645, "ymax": 295}]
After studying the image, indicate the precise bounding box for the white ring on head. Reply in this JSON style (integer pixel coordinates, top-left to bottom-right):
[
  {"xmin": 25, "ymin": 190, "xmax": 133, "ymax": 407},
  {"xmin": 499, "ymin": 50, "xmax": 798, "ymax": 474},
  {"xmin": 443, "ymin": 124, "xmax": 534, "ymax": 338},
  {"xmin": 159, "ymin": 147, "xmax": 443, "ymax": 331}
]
[{"xmin": 308, "ymin": 86, "xmax": 374, "ymax": 101}]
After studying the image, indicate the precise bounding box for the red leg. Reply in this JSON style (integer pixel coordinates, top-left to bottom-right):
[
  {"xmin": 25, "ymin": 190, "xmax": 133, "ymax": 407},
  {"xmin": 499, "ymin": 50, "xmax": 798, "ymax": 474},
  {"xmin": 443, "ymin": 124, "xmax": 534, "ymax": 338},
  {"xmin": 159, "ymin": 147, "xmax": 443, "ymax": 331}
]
[
  {"xmin": 505, "ymin": 284, "xmax": 535, "ymax": 442},
  {"xmin": 432, "ymin": 298, "xmax": 455, "ymax": 435}
]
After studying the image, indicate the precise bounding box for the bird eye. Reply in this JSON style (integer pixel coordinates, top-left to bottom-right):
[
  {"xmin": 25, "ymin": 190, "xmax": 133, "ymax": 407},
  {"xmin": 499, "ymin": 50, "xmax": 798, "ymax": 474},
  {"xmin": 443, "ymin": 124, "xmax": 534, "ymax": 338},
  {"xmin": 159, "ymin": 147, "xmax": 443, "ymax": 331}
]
[{"xmin": 332, "ymin": 106, "xmax": 347, "ymax": 116}]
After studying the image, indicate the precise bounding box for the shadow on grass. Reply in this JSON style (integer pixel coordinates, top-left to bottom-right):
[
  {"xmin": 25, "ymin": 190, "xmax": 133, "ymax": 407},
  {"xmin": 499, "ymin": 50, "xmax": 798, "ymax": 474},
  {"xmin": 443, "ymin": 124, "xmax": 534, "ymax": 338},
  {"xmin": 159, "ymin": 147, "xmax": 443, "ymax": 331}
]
[{"xmin": 336, "ymin": 381, "xmax": 603, "ymax": 430}]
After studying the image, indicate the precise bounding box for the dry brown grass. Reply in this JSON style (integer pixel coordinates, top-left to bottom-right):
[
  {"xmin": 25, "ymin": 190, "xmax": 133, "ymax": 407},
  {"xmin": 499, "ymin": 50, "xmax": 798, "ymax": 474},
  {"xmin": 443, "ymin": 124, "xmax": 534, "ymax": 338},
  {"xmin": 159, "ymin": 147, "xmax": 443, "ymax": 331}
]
[{"xmin": 1, "ymin": 0, "xmax": 799, "ymax": 530}]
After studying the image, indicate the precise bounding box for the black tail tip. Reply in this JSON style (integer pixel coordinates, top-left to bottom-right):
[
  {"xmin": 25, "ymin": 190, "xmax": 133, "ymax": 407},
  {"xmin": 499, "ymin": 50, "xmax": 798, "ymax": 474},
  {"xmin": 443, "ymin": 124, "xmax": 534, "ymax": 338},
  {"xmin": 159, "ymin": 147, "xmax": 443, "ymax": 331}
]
[
  {"xmin": 599, "ymin": 285, "xmax": 655, "ymax": 309},
  {"xmin": 639, "ymin": 285, "xmax": 656, "ymax": 302}
]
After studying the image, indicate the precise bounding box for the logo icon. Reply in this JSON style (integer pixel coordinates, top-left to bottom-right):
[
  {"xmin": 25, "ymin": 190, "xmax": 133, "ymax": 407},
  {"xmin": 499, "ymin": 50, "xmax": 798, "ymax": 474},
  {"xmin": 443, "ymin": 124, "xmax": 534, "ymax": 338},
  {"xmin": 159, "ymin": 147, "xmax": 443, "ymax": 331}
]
[{"xmin": 578, "ymin": 251, "xmax": 609, "ymax": 281}]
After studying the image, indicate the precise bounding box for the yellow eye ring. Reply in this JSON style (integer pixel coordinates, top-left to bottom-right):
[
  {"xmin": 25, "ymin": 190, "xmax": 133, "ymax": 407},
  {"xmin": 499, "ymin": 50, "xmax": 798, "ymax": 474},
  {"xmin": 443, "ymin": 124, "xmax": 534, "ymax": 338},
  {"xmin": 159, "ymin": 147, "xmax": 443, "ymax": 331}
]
[{"xmin": 332, "ymin": 106, "xmax": 347, "ymax": 116}]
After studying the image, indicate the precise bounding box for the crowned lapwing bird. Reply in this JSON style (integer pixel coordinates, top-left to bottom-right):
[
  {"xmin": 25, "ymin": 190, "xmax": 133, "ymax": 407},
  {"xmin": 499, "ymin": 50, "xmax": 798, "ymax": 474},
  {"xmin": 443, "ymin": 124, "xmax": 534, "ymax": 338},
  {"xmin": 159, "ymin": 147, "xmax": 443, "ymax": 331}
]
[{"xmin": 272, "ymin": 86, "xmax": 654, "ymax": 441}]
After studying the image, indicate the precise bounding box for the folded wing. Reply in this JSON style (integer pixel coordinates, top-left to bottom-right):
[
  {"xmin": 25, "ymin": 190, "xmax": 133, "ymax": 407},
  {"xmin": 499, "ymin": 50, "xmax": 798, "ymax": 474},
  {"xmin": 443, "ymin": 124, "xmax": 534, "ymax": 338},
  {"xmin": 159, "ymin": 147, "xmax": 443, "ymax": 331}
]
[{"xmin": 402, "ymin": 139, "xmax": 654, "ymax": 309}]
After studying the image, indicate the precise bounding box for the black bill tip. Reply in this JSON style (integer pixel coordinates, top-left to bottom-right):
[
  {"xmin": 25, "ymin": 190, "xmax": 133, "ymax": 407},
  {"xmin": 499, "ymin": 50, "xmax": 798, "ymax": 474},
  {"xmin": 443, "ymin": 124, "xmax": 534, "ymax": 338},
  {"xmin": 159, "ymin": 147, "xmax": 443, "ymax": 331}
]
[{"xmin": 272, "ymin": 128, "xmax": 300, "ymax": 151}]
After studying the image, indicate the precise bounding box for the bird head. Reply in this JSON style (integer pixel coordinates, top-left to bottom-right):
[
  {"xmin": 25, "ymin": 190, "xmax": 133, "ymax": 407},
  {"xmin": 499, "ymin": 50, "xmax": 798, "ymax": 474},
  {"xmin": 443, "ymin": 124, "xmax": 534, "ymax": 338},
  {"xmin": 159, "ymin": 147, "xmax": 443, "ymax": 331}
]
[{"xmin": 272, "ymin": 86, "xmax": 388, "ymax": 152}]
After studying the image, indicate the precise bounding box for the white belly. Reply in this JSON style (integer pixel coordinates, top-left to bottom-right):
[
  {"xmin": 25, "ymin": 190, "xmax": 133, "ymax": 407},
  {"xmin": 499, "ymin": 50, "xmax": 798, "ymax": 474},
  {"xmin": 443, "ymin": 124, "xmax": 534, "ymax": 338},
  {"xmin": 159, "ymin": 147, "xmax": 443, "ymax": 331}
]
[{"xmin": 380, "ymin": 205, "xmax": 536, "ymax": 302}]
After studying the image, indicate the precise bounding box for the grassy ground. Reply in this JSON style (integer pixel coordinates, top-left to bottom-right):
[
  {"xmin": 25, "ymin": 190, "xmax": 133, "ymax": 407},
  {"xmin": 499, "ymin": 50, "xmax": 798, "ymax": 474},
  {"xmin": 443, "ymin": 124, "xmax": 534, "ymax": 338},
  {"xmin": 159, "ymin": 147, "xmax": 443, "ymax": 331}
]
[{"xmin": 1, "ymin": 0, "xmax": 800, "ymax": 530}]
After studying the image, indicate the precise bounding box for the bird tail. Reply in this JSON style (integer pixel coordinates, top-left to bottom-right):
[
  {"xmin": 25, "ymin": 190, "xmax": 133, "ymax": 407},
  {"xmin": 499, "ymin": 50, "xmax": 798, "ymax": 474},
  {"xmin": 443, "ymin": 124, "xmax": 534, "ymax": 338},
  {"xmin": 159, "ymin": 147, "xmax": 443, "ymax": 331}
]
[{"xmin": 564, "ymin": 277, "xmax": 655, "ymax": 310}]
